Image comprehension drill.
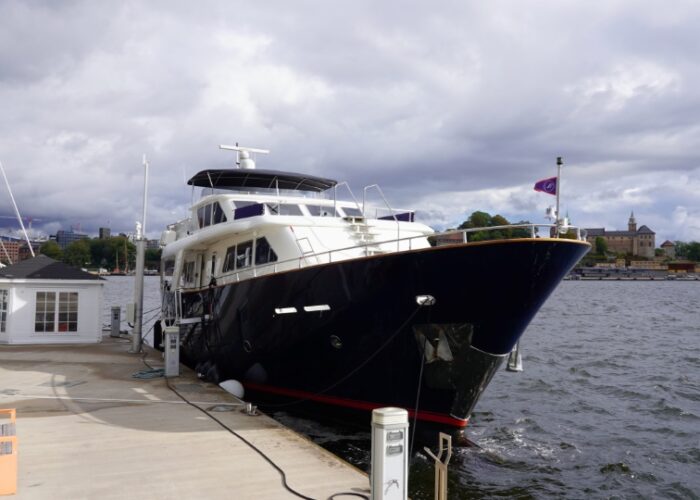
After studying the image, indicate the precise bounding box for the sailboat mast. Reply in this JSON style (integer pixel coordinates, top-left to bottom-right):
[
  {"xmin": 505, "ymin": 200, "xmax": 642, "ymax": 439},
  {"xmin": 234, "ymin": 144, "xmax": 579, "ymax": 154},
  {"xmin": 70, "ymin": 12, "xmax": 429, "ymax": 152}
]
[{"xmin": 0, "ymin": 160, "xmax": 35, "ymax": 257}]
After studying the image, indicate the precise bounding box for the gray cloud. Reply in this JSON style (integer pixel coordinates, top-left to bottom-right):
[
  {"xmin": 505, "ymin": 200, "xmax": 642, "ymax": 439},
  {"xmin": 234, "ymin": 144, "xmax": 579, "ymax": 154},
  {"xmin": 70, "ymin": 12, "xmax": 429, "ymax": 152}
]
[{"xmin": 1, "ymin": 0, "xmax": 699, "ymax": 244}]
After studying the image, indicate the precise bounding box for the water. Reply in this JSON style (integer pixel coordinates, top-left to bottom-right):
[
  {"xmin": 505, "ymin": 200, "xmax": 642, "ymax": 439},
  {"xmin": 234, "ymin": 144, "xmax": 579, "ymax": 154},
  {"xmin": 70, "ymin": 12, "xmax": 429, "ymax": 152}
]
[
  {"xmin": 273, "ymin": 282, "xmax": 700, "ymax": 499},
  {"xmin": 102, "ymin": 276, "xmax": 161, "ymax": 344},
  {"xmin": 106, "ymin": 278, "xmax": 700, "ymax": 498}
]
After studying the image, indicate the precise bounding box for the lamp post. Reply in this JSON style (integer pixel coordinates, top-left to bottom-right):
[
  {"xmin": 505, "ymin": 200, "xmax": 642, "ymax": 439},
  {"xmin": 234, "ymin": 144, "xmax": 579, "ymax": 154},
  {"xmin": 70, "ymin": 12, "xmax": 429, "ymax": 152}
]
[{"xmin": 130, "ymin": 155, "xmax": 149, "ymax": 353}]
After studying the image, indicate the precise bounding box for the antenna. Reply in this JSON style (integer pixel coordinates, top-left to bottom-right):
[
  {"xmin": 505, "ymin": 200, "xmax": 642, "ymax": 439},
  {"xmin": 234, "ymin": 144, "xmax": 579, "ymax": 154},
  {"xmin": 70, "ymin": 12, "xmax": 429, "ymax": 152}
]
[{"xmin": 219, "ymin": 144, "xmax": 270, "ymax": 170}]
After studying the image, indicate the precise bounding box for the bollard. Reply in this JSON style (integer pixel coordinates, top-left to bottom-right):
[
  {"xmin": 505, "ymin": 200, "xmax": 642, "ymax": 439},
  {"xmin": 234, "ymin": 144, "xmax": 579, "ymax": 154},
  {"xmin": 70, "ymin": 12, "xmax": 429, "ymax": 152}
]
[
  {"xmin": 163, "ymin": 326, "xmax": 180, "ymax": 377},
  {"xmin": 110, "ymin": 306, "xmax": 121, "ymax": 338},
  {"xmin": 370, "ymin": 407, "xmax": 408, "ymax": 500}
]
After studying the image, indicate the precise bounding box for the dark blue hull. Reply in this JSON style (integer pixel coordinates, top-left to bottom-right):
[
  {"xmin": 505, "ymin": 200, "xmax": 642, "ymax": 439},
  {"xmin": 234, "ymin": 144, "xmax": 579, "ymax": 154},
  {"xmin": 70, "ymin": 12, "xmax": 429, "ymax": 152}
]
[{"xmin": 174, "ymin": 238, "xmax": 589, "ymax": 431}]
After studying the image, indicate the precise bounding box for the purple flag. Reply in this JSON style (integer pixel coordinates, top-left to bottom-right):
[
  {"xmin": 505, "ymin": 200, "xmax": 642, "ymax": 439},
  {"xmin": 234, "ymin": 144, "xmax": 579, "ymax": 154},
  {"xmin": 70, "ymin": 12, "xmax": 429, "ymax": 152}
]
[{"xmin": 534, "ymin": 176, "xmax": 557, "ymax": 196}]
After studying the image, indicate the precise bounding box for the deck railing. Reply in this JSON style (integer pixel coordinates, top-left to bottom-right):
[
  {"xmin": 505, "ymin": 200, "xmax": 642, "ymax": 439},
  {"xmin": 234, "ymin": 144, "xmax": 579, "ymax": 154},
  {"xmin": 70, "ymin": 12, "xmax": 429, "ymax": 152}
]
[{"xmin": 210, "ymin": 223, "xmax": 588, "ymax": 287}]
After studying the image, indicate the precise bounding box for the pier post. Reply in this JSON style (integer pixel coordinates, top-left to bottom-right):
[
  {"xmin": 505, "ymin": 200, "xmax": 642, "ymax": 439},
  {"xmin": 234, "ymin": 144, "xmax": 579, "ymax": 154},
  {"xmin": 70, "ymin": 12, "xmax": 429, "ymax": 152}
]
[{"xmin": 371, "ymin": 407, "xmax": 408, "ymax": 500}]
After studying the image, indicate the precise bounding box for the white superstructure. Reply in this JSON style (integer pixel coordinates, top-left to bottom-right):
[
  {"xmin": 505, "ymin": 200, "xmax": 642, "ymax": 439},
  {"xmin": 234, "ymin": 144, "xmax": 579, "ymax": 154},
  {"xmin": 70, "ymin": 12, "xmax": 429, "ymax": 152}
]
[{"xmin": 160, "ymin": 147, "xmax": 434, "ymax": 294}]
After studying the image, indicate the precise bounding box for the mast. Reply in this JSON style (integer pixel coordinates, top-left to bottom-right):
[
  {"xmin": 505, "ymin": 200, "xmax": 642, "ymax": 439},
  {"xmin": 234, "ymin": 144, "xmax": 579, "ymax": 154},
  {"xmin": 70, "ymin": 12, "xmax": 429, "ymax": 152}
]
[
  {"xmin": 556, "ymin": 156, "xmax": 562, "ymax": 237},
  {"xmin": 0, "ymin": 160, "xmax": 35, "ymax": 257}
]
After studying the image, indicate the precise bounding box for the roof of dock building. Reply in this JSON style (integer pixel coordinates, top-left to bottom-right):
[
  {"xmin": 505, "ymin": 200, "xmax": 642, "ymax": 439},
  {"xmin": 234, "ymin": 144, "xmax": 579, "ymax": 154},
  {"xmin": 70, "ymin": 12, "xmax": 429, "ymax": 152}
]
[{"xmin": 0, "ymin": 255, "xmax": 102, "ymax": 280}]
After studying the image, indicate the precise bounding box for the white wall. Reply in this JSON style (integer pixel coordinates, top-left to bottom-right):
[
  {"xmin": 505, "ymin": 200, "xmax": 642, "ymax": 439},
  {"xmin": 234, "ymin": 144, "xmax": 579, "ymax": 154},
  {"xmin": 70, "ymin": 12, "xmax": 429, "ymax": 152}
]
[{"xmin": 0, "ymin": 280, "xmax": 104, "ymax": 345}]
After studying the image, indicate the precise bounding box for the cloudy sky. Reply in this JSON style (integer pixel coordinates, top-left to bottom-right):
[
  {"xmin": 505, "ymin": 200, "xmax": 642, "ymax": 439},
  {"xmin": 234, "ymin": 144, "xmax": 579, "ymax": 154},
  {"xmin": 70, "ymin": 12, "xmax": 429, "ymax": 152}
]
[{"xmin": 1, "ymin": 0, "xmax": 699, "ymax": 243}]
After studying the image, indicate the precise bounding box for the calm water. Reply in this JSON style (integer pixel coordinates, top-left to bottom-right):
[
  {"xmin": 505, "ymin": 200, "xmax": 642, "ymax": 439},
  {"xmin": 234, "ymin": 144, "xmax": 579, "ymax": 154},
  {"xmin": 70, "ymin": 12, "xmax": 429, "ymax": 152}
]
[
  {"xmin": 106, "ymin": 278, "xmax": 700, "ymax": 498},
  {"xmin": 102, "ymin": 276, "xmax": 161, "ymax": 345}
]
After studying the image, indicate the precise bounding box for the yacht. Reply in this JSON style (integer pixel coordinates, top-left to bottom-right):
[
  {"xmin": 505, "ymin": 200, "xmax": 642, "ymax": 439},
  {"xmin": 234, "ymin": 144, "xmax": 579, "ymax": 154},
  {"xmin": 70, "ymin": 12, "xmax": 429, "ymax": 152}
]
[{"xmin": 159, "ymin": 145, "xmax": 590, "ymax": 438}]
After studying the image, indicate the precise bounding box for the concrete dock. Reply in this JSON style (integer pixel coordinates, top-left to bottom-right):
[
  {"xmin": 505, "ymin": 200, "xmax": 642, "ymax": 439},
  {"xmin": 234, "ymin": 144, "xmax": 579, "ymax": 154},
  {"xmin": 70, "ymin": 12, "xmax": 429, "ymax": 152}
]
[{"xmin": 0, "ymin": 336, "xmax": 369, "ymax": 499}]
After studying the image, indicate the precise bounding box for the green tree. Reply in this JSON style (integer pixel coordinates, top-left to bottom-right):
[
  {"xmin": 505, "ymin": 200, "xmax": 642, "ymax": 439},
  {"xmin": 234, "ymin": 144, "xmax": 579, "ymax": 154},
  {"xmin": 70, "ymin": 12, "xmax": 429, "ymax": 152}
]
[
  {"xmin": 145, "ymin": 248, "xmax": 162, "ymax": 270},
  {"xmin": 40, "ymin": 241, "xmax": 63, "ymax": 260},
  {"xmin": 595, "ymin": 236, "xmax": 608, "ymax": 255},
  {"xmin": 686, "ymin": 242, "xmax": 700, "ymax": 261},
  {"xmin": 459, "ymin": 211, "xmax": 492, "ymax": 230},
  {"xmin": 63, "ymin": 239, "xmax": 91, "ymax": 267},
  {"xmin": 674, "ymin": 241, "xmax": 688, "ymax": 259},
  {"xmin": 457, "ymin": 211, "xmax": 531, "ymax": 241}
]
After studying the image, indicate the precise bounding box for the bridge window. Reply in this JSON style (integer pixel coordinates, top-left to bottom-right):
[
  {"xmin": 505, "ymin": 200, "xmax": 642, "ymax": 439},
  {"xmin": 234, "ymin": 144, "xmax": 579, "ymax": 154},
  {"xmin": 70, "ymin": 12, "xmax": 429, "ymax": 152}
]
[
  {"xmin": 255, "ymin": 237, "xmax": 278, "ymax": 265},
  {"xmin": 197, "ymin": 202, "xmax": 228, "ymax": 228},
  {"xmin": 182, "ymin": 261, "xmax": 195, "ymax": 285},
  {"xmin": 236, "ymin": 241, "xmax": 253, "ymax": 269},
  {"xmin": 342, "ymin": 207, "xmax": 363, "ymax": 217},
  {"xmin": 266, "ymin": 203, "xmax": 303, "ymax": 216},
  {"xmin": 306, "ymin": 205, "xmax": 339, "ymax": 217}
]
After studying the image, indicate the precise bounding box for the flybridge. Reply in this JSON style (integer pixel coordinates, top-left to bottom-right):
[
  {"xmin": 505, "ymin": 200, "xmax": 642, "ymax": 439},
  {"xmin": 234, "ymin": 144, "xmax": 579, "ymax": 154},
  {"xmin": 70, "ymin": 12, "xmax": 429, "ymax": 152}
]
[
  {"xmin": 187, "ymin": 144, "xmax": 338, "ymax": 193},
  {"xmin": 187, "ymin": 169, "xmax": 337, "ymax": 193}
]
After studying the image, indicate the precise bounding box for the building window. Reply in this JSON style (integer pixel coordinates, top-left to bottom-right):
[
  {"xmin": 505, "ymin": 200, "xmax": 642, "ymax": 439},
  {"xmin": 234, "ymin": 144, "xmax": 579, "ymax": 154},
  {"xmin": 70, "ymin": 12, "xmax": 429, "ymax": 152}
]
[
  {"xmin": 0, "ymin": 289, "xmax": 8, "ymax": 332},
  {"xmin": 35, "ymin": 291, "xmax": 78, "ymax": 333}
]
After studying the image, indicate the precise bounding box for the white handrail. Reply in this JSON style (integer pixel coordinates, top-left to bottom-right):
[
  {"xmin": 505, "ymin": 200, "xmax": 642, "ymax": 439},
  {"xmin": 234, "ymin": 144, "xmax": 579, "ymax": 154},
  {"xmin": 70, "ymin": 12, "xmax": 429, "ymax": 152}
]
[
  {"xmin": 191, "ymin": 223, "xmax": 588, "ymax": 290},
  {"xmin": 363, "ymin": 184, "xmax": 400, "ymax": 250},
  {"xmin": 333, "ymin": 181, "xmax": 363, "ymax": 216}
]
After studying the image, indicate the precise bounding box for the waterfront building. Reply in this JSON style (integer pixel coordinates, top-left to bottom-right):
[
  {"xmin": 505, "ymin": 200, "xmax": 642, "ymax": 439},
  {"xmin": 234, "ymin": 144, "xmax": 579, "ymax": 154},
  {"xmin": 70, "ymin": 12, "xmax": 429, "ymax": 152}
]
[
  {"xmin": 585, "ymin": 212, "xmax": 655, "ymax": 258},
  {"xmin": 660, "ymin": 240, "xmax": 675, "ymax": 259},
  {"xmin": 0, "ymin": 240, "xmax": 20, "ymax": 264},
  {"xmin": 0, "ymin": 255, "xmax": 104, "ymax": 345},
  {"xmin": 55, "ymin": 229, "xmax": 89, "ymax": 250}
]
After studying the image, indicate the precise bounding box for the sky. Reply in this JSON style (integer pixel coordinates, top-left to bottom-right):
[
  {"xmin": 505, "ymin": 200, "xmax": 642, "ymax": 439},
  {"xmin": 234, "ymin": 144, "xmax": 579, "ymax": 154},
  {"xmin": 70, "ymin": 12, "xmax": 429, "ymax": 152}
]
[{"xmin": 1, "ymin": 0, "xmax": 699, "ymax": 244}]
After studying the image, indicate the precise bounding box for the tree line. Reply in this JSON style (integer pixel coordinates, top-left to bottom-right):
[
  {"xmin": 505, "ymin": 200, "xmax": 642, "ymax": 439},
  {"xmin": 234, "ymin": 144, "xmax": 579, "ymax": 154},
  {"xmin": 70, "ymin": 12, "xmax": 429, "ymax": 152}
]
[
  {"xmin": 457, "ymin": 211, "xmax": 533, "ymax": 241},
  {"xmin": 673, "ymin": 241, "xmax": 700, "ymax": 261},
  {"xmin": 39, "ymin": 236, "xmax": 162, "ymax": 270}
]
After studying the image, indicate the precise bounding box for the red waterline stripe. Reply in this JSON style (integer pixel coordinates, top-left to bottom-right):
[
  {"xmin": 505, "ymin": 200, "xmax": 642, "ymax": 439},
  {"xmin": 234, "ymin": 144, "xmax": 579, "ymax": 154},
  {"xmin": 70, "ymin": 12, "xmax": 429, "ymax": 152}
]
[{"xmin": 244, "ymin": 381, "xmax": 469, "ymax": 428}]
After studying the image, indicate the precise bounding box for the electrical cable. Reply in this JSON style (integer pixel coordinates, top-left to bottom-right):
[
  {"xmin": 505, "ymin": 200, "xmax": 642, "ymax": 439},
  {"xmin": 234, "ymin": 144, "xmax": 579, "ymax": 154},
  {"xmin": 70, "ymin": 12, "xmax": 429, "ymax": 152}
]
[
  {"xmin": 327, "ymin": 493, "xmax": 369, "ymax": 499},
  {"xmin": 137, "ymin": 348, "xmax": 315, "ymax": 500},
  {"xmin": 165, "ymin": 375, "xmax": 316, "ymax": 499},
  {"xmin": 410, "ymin": 334, "xmax": 428, "ymax": 457}
]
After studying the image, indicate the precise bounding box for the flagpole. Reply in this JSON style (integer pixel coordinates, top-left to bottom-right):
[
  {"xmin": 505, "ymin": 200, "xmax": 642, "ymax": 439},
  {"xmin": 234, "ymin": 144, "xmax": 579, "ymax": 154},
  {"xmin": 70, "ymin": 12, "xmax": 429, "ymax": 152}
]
[{"xmin": 555, "ymin": 156, "xmax": 562, "ymax": 237}]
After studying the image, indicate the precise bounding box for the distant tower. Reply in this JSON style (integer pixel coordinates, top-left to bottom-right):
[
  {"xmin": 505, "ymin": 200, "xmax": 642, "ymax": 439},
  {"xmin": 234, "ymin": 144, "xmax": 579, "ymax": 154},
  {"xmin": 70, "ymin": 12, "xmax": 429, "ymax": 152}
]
[{"xmin": 628, "ymin": 211, "xmax": 637, "ymax": 232}]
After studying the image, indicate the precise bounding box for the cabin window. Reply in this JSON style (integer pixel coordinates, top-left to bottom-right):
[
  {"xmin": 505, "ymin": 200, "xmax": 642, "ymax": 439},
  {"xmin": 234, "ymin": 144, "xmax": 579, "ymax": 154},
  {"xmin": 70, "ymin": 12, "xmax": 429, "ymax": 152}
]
[
  {"xmin": 223, "ymin": 246, "xmax": 236, "ymax": 273},
  {"xmin": 0, "ymin": 289, "xmax": 8, "ymax": 332},
  {"xmin": 342, "ymin": 207, "xmax": 363, "ymax": 217},
  {"xmin": 266, "ymin": 203, "xmax": 303, "ymax": 216},
  {"xmin": 236, "ymin": 241, "xmax": 253, "ymax": 269},
  {"xmin": 35, "ymin": 291, "xmax": 78, "ymax": 333},
  {"xmin": 162, "ymin": 259, "xmax": 175, "ymax": 278},
  {"xmin": 255, "ymin": 237, "xmax": 278, "ymax": 265},
  {"xmin": 197, "ymin": 205, "xmax": 210, "ymax": 227},
  {"xmin": 197, "ymin": 202, "xmax": 228, "ymax": 228},
  {"xmin": 212, "ymin": 203, "xmax": 227, "ymax": 224},
  {"xmin": 232, "ymin": 201, "xmax": 257, "ymax": 209},
  {"xmin": 182, "ymin": 261, "xmax": 195, "ymax": 285},
  {"xmin": 306, "ymin": 205, "xmax": 339, "ymax": 217}
]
